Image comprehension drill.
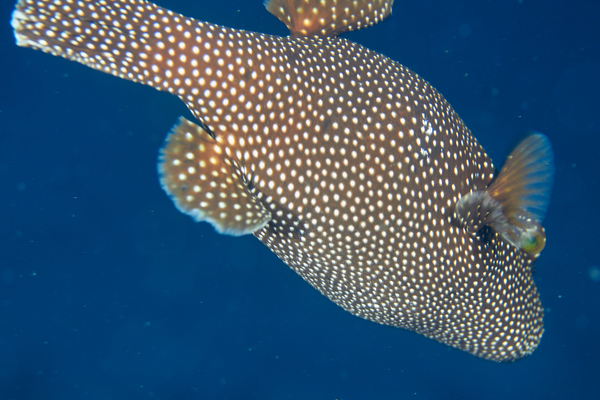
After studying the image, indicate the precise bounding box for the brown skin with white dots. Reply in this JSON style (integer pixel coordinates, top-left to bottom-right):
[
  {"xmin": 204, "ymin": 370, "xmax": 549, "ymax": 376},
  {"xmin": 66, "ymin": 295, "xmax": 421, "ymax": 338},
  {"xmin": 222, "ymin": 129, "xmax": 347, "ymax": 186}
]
[{"xmin": 12, "ymin": 0, "xmax": 553, "ymax": 361}]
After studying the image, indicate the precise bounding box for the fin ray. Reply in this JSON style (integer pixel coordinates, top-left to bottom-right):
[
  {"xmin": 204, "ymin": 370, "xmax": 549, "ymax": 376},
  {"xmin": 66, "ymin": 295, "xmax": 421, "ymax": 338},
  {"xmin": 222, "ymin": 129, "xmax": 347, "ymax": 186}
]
[{"xmin": 488, "ymin": 133, "xmax": 554, "ymax": 223}]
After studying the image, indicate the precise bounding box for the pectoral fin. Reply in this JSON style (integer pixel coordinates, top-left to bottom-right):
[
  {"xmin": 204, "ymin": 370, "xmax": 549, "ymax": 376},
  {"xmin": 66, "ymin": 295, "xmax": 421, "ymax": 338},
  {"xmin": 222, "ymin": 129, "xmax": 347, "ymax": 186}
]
[{"xmin": 455, "ymin": 133, "xmax": 554, "ymax": 256}]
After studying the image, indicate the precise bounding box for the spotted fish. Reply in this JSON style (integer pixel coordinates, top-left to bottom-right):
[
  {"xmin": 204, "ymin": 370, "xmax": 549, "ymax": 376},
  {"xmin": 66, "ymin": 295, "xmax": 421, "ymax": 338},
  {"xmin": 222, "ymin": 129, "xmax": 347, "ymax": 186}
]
[{"xmin": 11, "ymin": 0, "xmax": 554, "ymax": 361}]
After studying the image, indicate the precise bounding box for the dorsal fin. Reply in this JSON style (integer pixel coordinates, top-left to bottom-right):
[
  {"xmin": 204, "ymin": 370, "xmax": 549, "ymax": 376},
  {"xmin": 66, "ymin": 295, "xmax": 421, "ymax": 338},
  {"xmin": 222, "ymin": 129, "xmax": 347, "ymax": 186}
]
[{"xmin": 265, "ymin": 0, "xmax": 394, "ymax": 37}]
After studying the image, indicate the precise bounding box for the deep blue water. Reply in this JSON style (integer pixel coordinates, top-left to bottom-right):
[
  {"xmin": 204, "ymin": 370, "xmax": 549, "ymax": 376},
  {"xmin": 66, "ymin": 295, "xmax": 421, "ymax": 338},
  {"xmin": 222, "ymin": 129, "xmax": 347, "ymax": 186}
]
[{"xmin": 1, "ymin": 0, "xmax": 599, "ymax": 399}]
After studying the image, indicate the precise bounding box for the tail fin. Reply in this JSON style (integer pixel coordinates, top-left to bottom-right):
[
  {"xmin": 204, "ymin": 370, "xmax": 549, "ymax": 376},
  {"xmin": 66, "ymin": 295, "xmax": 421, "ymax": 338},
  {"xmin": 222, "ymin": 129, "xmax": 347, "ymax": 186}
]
[{"xmin": 12, "ymin": 0, "xmax": 207, "ymax": 95}]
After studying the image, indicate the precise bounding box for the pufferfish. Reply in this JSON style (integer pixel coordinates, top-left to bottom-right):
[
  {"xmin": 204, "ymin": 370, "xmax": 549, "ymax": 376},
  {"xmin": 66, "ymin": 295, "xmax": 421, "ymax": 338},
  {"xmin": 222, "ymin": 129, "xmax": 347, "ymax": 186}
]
[{"xmin": 11, "ymin": 0, "xmax": 554, "ymax": 361}]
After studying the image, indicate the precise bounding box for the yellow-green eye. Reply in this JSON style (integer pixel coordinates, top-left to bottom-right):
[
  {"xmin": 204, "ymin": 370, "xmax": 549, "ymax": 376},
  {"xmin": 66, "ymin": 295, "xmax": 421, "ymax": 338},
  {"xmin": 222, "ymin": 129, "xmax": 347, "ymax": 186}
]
[{"xmin": 520, "ymin": 226, "xmax": 546, "ymax": 256}]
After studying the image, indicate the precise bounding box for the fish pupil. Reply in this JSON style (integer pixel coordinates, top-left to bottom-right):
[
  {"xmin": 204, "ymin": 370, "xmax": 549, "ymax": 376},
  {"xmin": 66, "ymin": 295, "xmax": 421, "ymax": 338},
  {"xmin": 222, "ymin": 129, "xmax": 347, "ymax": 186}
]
[{"xmin": 523, "ymin": 235, "xmax": 538, "ymax": 251}]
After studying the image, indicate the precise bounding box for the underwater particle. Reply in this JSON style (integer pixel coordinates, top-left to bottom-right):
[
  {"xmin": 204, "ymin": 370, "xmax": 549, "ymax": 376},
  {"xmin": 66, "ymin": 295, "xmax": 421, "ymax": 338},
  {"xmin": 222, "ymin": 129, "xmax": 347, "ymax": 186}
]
[{"xmin": 588, "ymin": 265, "xmax": 600, "ymax": 282}]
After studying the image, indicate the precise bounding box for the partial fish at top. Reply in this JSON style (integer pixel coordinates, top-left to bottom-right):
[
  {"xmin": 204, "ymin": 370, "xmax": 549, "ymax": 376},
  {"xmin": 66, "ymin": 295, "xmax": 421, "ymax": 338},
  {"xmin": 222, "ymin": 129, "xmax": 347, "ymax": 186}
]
[{"xmin": 11, "ymin": 0, "xmax": 554, "ymax": 361}]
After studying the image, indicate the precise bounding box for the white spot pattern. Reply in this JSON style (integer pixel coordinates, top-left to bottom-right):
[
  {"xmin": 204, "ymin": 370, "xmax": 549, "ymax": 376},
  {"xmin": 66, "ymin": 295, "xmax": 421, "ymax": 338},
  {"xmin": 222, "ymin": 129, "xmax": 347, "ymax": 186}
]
[{"xmin": 12, "ymin": 0, "xmax": 544, "ymax": 362}]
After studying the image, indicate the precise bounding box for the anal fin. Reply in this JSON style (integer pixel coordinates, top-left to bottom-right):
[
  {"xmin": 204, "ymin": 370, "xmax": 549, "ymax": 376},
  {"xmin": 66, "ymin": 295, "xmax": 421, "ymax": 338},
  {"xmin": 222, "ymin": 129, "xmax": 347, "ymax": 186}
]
[{"xmin": 158, "ymin": 117, "xmax": 271, "ymax": 236}]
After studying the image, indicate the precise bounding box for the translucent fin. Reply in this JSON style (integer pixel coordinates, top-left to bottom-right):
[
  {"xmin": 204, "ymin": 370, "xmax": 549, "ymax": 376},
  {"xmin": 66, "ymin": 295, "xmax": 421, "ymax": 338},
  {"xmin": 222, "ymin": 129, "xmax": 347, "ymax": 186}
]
[
  {"xmin": 158, "ymin": 118, "xmax": 271, "ymax": 236},
  {"xmin": 488, "ymin": 133, "xmax": 554, "ymax": 223},
  {"xmin": 265, "ymin": 0, "xmax": 394, "ymax": 37},
  {"xmin": 455, "ymin": 133, "xmax": 554, "ymax": 256}
]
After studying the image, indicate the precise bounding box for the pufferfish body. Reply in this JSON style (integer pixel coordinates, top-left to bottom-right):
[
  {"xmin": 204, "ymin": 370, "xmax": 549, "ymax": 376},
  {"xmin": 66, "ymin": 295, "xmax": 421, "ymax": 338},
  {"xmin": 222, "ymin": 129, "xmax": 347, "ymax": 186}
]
[{"xmin": 11, "ymin": 0, "xmax": 554, "ymax": 361}]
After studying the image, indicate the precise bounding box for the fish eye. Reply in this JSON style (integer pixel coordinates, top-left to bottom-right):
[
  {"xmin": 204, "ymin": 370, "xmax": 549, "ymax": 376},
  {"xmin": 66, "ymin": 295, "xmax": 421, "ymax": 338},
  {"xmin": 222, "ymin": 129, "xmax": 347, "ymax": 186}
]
[{"xmin": 520, "ymin": 225, "xmax": 546, "ymax": 256}]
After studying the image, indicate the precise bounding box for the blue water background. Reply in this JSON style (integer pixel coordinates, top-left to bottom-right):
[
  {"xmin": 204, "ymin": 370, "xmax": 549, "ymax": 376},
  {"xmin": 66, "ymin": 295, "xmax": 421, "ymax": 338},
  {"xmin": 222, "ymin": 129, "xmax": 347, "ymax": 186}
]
[{"xmin": 1, "ymin": 0, "xmax": 599, "ymax": 398}]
